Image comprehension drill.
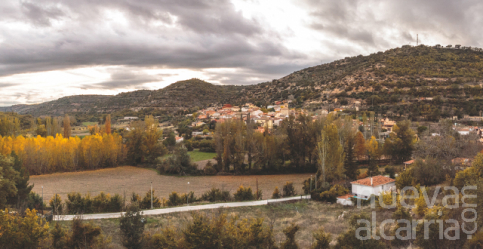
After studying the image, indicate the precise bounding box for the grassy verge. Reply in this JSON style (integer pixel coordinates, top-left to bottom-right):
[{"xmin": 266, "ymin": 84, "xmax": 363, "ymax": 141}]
[{"xmin": 68, "ymin": 201, "xmax": 359, "ymax": 248}]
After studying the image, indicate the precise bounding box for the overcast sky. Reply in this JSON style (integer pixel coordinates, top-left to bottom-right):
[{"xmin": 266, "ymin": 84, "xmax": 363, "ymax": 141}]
[{"xmin": 0, "ymin": 0, "xmax": 481, "ymax": 106}]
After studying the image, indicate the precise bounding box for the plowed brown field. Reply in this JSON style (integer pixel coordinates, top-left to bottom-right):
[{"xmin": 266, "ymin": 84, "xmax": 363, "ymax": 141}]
[{"xmin": 30, "ymin": 166, "xmax": 313, "ymax": 203}]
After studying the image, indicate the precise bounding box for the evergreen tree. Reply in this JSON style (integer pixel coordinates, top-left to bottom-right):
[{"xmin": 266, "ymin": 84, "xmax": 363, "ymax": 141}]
[
  {"xmin": 343, "ymin": 133, "xmax": 359, "ymax": 180},
  {"xmin": 7, "ymin": 151, "xmax": 33, "ymax": 209},
  {"xmin": 120, "ymin": 205, "xmax": 145, "ymax": 249},
  {"xmin": 383, "ymin": 120, "xmax": 415, "ymax": 163},
  {"xmin": 0, "ymin": 155, "xmax": 19, "ymax": 209}
]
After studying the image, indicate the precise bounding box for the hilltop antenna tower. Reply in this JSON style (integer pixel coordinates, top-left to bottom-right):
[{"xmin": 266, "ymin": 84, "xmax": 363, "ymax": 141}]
[{"xmin": 417, "ymin": 34, "xmax": 419, "ymax": 46}]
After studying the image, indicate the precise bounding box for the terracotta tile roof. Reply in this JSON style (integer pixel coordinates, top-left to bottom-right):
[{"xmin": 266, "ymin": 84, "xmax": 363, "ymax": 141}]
[
  {"xmin": 351, "ymin": 175, "xmax": 395, "ymax": 187},
  {"xmin": 403, "ymin": 159, "xmax": 414, "ymax": 165},
  {"xmin": 337, "ymin": 194, "xmax": 354, "ymax": 200}
]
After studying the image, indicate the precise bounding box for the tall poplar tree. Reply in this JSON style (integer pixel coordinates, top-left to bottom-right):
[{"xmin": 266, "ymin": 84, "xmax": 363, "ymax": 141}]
[
  {"xmin": 63, "ymin": 114, "xmax": 71, "ymax": 138},
  {"xmin": 105, "ymin": 114, "xmax": 111, "ymax": 134}
]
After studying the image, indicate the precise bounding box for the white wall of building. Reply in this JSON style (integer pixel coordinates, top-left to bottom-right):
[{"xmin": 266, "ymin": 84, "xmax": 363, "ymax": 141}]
[{"xmin": 352, "ymin": 182, "xmax": 395, "ymax": 198}]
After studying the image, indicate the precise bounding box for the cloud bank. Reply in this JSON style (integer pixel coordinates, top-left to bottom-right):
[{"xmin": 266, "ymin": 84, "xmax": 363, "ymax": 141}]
[{"xmin": 0, "ymin": 0, "xmax": 482, "ymax": 105}]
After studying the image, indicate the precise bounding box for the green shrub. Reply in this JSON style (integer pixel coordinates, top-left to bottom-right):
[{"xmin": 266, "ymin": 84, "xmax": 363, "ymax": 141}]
[
  {"xmin": 199, "ymin": 139, "xmax": 216, "ymax": 152},
  {"xmin": 312, "ymin": 227, "xmax": 331, "ymax": 249},
  {"xmin": 184, "ymin": 140, "xmax": 194, "ymax": 151},
  {"xmin": 203, "ymin": 161, "xmax": 217, "ymax": 175},
  {"xmin": 120, "ymin": 205, "xmax": 145, "ymax": 249},
  {"xmin": 26, "ymin": 192, "xmax": 45, "ymax": 211},
  {"xmin": 234, "ymin": 185, "xmax": 254, "ymax": 201},
  {"xmin": 282, "ymin": 182, "xmax": 296, "ymax": 197},
  {"xmin": 70, "ymin": 217, "xmax": 103, "ymax": 248},
  {"xmin": 167, "ymin": 192, "xmax": 183, "ymax": 207},
  {"xmin": 280, "ymin": 223, "xmax": 299, "ymax": 249},
  {"xmin": 181, "ymin": 191, "xmax": 197, "ymax": 204},
  {"xmin": 201, "ymin": 188, "xmax": 232, "ymax": 202},
  {"xmin": 92, "ymin": 192, "xmax": 110, "ymax": 213},
  {"xmin": 66, "ymin": 192, "xmax": 93, "ymax": 214},
  {"xmin": 272, "ymin": 187, "xmax": 280, "ymax": 199},
  {"xmin": 140, "ymin": 190, "xmax": 161, "ymax": 209},
  {"xmin": 49, "ymin": 194, "xmax": 63, "ymax": 215},
  {"xmin": 109, "ymin": 194, "xmax": 123, "ymax": 212},
  {"xmin": 302, "ymin": 178, "xmax": 316, "ymax": 194}
]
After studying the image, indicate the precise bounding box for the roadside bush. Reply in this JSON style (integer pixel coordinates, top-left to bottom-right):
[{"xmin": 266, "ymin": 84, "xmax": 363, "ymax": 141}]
[
  {"xmin": 182, "ymin": 191, "xmax": 197, "ymax": 204},
  {"xmin": 166, "ymin": 192, "xmax": 183, "ymax": 207},
  {"xmin": 282, "ymin": 182, "xmax": 296, "ymax": 197},
  {"xmin": 140, "ymin": 190, "xmax": 161, "ymax": 209},
  {"xmin": 66, "ymin": 192, "xmax": 93, "ymax": 214},
  {"xmin": 65, "ymin": 192, "xmax": 123, "ymax": 214},
  {"xmin": 234, "ymin": 185, "xmax": 254, "ymax": 201},
  {"xmin": 272, "ymin": 187, "xmax": 280, "ymax": 199},
  {"xmin": 131, "ymin": 192, "xmax": 141, "ymax": 204},
  {"xmin": 49, "ymin": 194, "xmax": 63, "ymax": 215},
  {"xmin": 313, "ymin": 185, "xmax": 349, "ymax": 203},
  {"xmin": 200, "ymin": 188, "xmax": 231, "ymax": 202},
  {"xmin": 302, "ymin": 177, "xmax": 316, "ymax": 194},
  {"xmin": 109, "ymin": 194, "xmax": 123, "ymax": 212},
  {"xmin": 92, "ymin": 192, "xmax": 110, "ymax": 213}
]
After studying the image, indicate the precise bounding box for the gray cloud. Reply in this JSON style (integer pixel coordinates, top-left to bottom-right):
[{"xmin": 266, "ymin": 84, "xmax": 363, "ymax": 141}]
[
  {"xmin": 0, "ymin": 0, "xmax": 306, "ymax": 80},
  {"xmin": 20, "ymin": 1, "xmax": 65, "ymax": 27},
  {"xmin": 1, "ymin": 0, "xmax": 483, "ymax": 106},
  {"xmin": 0, "ymin": 83, "xmax": 16, "ymax": 88},
  {"xmin": 85, "ymin": 69, "xmax": 161, "ymax": 89},
  {"xmin": 303, "ymin": 0, "xmax": 483, "ymax": 54}
]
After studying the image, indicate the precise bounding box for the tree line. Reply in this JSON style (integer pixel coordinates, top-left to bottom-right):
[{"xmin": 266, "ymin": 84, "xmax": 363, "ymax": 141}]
[{"xmin": 203, "ymin": 113, "xmax": 415, "ymax": 183}]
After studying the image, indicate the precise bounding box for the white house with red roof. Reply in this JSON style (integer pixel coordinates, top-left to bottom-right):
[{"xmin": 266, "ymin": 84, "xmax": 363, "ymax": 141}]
[
  {"xmin": 351, "ymin": 175, "xmax": 395, "ymax": 198},
  {"xmin": 337, "ymin": 175, "xmax": 395, "ymax": 206}
]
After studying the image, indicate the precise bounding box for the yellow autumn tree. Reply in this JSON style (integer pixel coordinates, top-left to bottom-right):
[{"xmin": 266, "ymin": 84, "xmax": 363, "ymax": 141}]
[
  {"xmin": 0, "ymin": 134, "xmax": 125, "ymax": 174},
  {"xmin": 366, "ymin": 136, "xmax": 380, "ymax": 176}
]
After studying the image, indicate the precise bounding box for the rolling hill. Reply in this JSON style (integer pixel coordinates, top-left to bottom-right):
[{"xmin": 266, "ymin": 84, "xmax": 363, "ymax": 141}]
[{"xmin": 3, "ymin": 45, "xmax": 483, "ymax": 120}]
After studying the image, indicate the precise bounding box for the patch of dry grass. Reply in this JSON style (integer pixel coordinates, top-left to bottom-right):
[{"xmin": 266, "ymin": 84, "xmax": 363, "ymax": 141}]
[{"xmin": 78, "ymin": 201, "xmax": 359, "ymax": 248}]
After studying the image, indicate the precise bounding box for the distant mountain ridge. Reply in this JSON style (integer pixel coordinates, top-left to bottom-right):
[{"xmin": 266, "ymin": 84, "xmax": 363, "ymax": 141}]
[{"xmin": 3, "ymin": 45, "xmax": 483, "ymax": 118}]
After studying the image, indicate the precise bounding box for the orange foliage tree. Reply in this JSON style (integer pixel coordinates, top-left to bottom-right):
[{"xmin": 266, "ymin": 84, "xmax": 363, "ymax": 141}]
[{"xmin": 105, "ymin": 114, "xmax": 111, "ymax": 134}]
